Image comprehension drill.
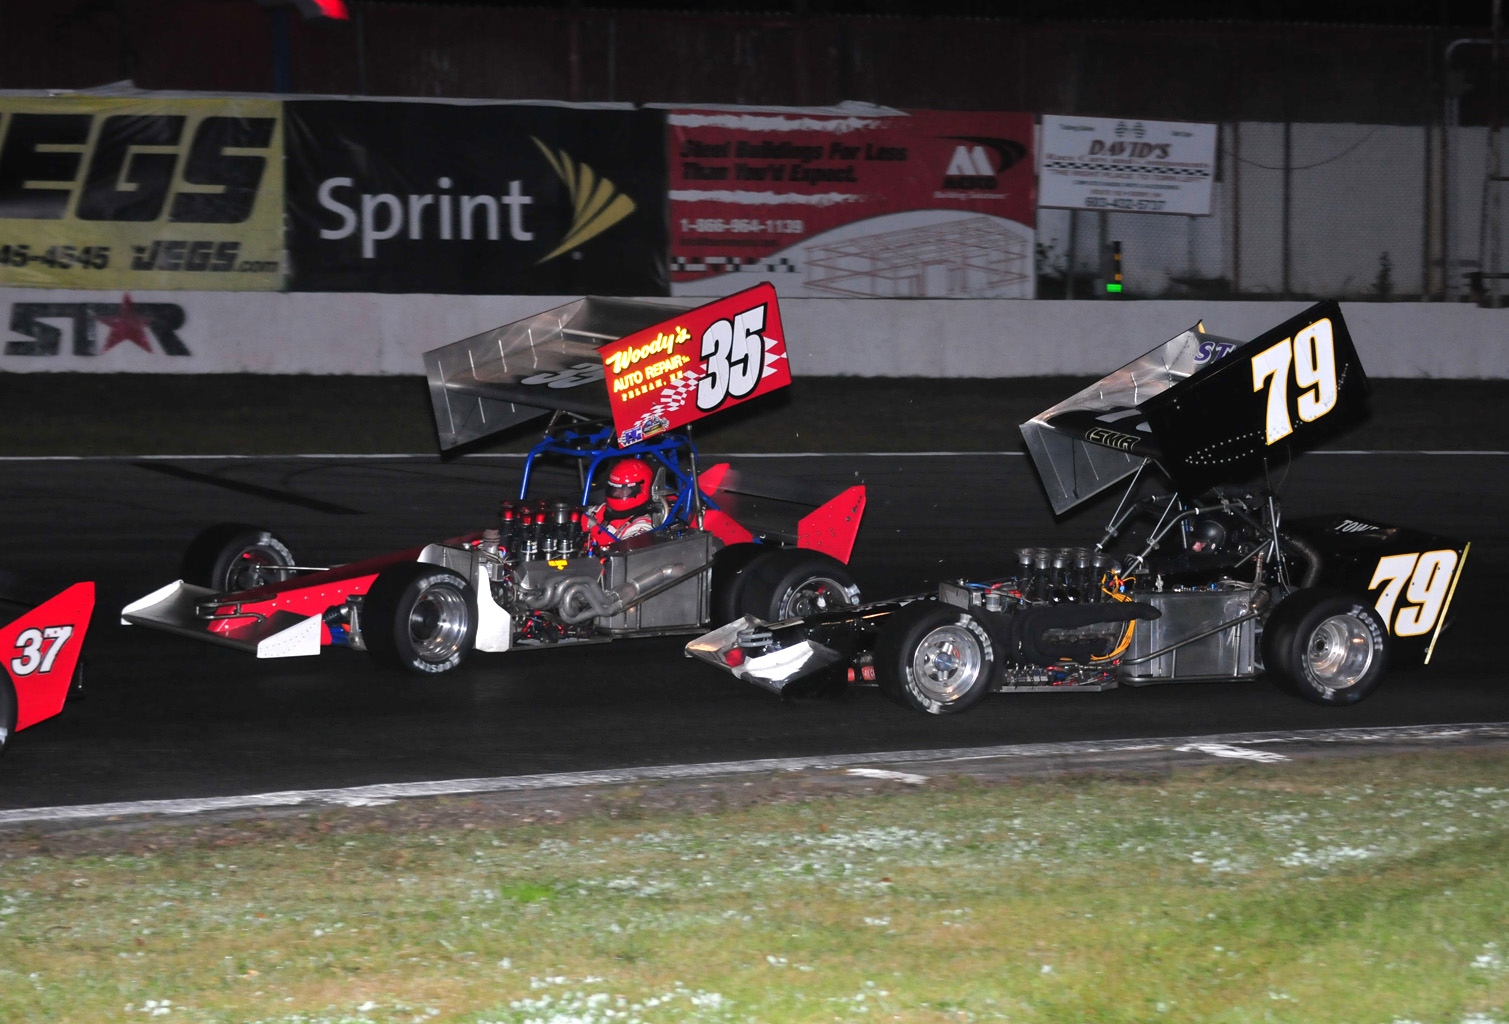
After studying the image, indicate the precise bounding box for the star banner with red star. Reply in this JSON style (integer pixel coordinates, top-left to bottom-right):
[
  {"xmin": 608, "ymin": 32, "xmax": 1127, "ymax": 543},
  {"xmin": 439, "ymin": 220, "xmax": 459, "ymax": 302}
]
[{"xmin": 0, "ymin": 96, "xmax": 285, "ymax": 291}]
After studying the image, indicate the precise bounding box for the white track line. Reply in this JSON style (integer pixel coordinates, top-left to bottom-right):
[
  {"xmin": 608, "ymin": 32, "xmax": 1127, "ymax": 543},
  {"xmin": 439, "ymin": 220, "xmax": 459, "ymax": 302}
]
[{"xmin": 2, "ymin": 722, "xmax": 1503, "ymax": 828}]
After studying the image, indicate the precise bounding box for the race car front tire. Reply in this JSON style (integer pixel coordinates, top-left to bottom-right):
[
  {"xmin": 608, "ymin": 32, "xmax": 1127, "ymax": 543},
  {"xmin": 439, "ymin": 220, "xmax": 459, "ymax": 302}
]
[
  {"xmin": 362, "ymin": 562, "xmax": 478, "ymax": 675},
  {"xmin": 1262, "ymin": 588, "xmax": 1389, "ymax": 705},
  {"xmin": 180, "ymin": 523, "xmax": 298, "ymax": 594},
  {"xmin": 876, "ymin": 602, "xmax": 999, "ymax": 714},
  {"xmin": 737, "ymin": 548, "xmax": 861, "ymax": 623}
]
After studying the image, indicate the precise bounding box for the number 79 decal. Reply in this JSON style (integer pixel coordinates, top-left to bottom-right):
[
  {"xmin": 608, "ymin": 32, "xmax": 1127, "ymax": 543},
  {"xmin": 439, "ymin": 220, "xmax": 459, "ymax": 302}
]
[
  {"xmin": 1251, "ymin": 317, "xmax": 1338, "ymax": 446},
  {"xmin": 1367, "ymin": 548, "xmax": 1466, "ymax": 647}
]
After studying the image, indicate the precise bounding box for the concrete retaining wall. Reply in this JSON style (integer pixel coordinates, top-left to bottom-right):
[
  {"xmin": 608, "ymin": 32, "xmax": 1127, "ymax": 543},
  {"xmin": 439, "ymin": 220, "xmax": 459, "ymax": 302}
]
[{"xmin": 2, "ymin": 289, "xmax": 1504, "ymax": 378}]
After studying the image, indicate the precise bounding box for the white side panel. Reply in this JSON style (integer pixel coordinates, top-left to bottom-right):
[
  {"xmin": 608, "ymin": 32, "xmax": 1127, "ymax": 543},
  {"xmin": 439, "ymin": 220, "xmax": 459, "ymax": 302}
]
[
  {"xmin": 255, "ymin": 613, "xmax": 323, "ymax": 659},
  {"xmin": 473, "ymin": 577, "xmax": 513, "ymax": 654}
]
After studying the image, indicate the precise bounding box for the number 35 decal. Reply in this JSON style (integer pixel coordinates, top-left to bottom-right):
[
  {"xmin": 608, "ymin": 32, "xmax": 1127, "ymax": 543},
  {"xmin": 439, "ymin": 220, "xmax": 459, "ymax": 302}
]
[
  {"xmin": 10, "ymin": 625, "xmax": 75, "ymax": 676},
  {"xmin": 1368, "ymin": 549, "xmax": 1463, "ymax": 638},
  {"xmin": 697, "ymin": 303, "xmax": 767, "ymax": 412},
  {"xmin": 1251, "ymin": 317, "xmax": 1338, "ymax": 446}
]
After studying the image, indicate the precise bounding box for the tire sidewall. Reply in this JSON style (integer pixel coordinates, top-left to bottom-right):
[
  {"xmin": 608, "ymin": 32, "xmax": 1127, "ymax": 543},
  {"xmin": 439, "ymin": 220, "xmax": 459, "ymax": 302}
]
[
  {"xmin": 366, "ymin": 563, "xmax": 478, "ymax": 675},
  {"xmin": 709, "ymin": 543, "xmax": 767, "ymax": 624},
  {"xmin": 1265, "ymin": 589, "xmax": 1389, "ymax": 705},
  {"xmin": 738, "ymin": 548, "xmax": 860, "ymax": 622},
  {"xmin": 880, "ymin": 603, "xmax": 997, "ymax": 715},
  {"xmin": 212, "ymin": 532, "xmax": 296, "ymax": 593},
  {"xmin": 181, "ymin": 523, "xmax": 297, "ymax": 592}
]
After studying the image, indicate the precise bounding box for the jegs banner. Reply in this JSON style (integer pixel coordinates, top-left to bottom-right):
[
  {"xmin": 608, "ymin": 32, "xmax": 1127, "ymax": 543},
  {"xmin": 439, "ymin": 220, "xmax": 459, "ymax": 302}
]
[
  {"xmin": 0, "ymin": 96, "xmax": 284, "ymax": 290},
  {"xmin": 669, "ymin": 109, "xmax": 1036, "ymax": 299},
  {"xmin": 284, "ymin": 101, "xmax": 667, "ymax": 294},
  {"xmin": 599, "ymin": 283, "xmax": 790, "ymax": 447}
]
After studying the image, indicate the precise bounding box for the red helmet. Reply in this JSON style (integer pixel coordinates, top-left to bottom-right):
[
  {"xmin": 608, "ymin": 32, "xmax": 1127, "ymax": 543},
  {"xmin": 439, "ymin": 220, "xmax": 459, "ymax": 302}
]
[{"xmin": 605, "ymin": 458, "xmax": 654, "ymax": 512}]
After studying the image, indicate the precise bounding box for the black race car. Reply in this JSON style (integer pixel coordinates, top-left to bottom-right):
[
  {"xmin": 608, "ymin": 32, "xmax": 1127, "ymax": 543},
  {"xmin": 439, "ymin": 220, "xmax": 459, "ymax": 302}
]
[{"xmin": 687, "ymin": 300, "xmax": 1468, "ymax": 712}]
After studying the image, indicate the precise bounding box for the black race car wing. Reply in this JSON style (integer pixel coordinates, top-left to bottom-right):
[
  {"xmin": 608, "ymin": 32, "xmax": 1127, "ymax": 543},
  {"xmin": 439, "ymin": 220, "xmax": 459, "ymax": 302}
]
[
  {"xmin": 1021, "ymin": 300, "xmax": 1368, "ymax": 514},
  {"xmin": 423, "ymin": 296, "xmax": 689, "ymax": 450}
]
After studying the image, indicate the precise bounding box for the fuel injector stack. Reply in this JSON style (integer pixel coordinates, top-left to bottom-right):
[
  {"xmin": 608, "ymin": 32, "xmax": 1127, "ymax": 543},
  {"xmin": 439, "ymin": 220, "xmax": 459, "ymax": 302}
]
[{"xmin": 1014, "ymin": 547, "xmax": 1117, "ymax": 604}]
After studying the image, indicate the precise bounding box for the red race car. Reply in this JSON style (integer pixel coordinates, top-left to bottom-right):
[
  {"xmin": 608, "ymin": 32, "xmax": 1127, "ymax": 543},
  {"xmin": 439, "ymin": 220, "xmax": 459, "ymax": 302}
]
[
  {"xmin": 1, "ymin": 576, "xmax": 94, "ymax": 755},
  {"xmin": 123, "ymin": 286, "xmax": 866, "ymax": 675}
]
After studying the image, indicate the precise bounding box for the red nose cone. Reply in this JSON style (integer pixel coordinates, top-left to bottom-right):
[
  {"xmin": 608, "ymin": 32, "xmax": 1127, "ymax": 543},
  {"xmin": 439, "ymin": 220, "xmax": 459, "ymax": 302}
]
[{"xmin": 723, "ymin": 647, "xmax": 745, "ymax": 667}]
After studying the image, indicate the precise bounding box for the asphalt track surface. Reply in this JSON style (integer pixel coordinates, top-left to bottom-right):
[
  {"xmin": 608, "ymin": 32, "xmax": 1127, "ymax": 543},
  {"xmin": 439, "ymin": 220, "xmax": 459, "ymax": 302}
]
[{"xmin": 0, "ymin": 448, "xmax": 1504, "ymax": 810}]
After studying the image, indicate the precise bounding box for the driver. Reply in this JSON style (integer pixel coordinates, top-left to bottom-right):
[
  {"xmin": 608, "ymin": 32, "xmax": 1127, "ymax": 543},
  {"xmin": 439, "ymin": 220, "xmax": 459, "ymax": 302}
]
[{"xmin": 582, "ymin": 457, "xmax": 668, "ymax": 545}]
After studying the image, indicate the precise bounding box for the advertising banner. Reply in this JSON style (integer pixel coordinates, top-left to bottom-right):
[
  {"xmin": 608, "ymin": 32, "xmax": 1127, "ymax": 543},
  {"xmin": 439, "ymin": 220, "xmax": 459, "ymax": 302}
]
[
  {"xmin": 0, "ymin": 96, "xmax": 284, "ymax": 290},
  {"xmin": 285, "ymin": 101, "xmax": 667, "ymax": 295},
  {"xmin": 1039, "ymin": 115, "xmax": 1217, "ymax": 215},
  {"xmin": 669, "ymin": 109, "xmax": 1036, "ymax": 298},
  {"xmin": 598, "ymin": 283, "xmax": 789, "ymax": 446}
]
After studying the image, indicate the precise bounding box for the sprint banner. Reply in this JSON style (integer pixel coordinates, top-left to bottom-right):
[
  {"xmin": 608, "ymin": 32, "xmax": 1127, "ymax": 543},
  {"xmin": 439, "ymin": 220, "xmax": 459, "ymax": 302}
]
[
  {"xmin": 284, "ymin": 101, "xmax": 667, "ymax": 294},
  {"xmin": 0, "ymin": 96, "xmax": 284, "ymax": 291}
]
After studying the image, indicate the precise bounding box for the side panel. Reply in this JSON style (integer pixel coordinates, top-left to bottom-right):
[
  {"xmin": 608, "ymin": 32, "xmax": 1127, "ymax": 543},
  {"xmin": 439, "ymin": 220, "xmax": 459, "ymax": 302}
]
[
  {"xmin": 1291, "ymin": 515, "xmax": 1469, "ymax": 665},
  {"xmin": 2, "ymin": 582, "xmax": 94, "ymax": 732},
  {"xmin": 1121, "ymin": 588, "xmax": 1259, "ymax": 683},
  {"xmin": 603, "ymin": 533, "xmax": 715, "ymax": 631}
]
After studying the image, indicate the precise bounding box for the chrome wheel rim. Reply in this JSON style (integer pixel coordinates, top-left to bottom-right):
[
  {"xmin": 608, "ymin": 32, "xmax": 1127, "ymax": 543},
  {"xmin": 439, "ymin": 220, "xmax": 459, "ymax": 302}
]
[
  {"xmin": 780, "ymin": 575, "xmax": 857, "ymax": 619},
  {"xmin": 409, "ymin": 583, "xmax": 470, "ymax": 663},
  {"xmin": 226, "ymin": 544, "xmax": 294, "ymax": 590},
  {"xmin": 909, "ymin": 624, "xmax": 984, "ymax": 704},
  {"xmin": 1305, "ymin": 613, "xmax": 1375, "ymax": 689}
]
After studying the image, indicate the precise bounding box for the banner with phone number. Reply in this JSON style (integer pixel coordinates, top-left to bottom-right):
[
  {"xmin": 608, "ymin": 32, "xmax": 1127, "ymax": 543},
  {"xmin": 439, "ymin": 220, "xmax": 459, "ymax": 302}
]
[
  {"xmin": 0, "ymin": 96, "xmax": 284, "ymax": 290},
  {"xmin": 599, "ymin": 283, "xmax": 791, "ymax": 447},
  {"xmin": 669, "ymin": 109, "xmax": 1036, "ymax": 298}
]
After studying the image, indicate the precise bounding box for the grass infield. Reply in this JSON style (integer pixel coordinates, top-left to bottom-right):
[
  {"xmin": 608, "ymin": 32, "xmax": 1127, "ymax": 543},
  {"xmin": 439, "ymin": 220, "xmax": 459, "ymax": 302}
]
[
  {"xmin": 0, "ymin": 749, "xmax": 1505, "ymax": 1023},
  {"xmin": 3, "ymin": 374, "xmax": 1505, "ymax": 456}
]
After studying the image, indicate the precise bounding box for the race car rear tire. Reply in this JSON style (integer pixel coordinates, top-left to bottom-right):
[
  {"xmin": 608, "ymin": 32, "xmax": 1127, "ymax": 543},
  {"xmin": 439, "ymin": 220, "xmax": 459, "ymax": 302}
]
[
  {"xmin": 362, "ymin": 562, "xmax": 478, "ymax": 675},
  {"xmin": 876, "ymin": 602, "xmax": 998, "ymax": 715},
  {"xmin": 737, "ymin": 548, "xmax": 861, "ymax": 623},
  {"xmin": 181, "ymin": 523, "xmax": 298, "ymax": 594},
  {"xmin": 1262, "ymin": 588, "xmax": 1389, "ymax": 705},
  {"xmin": 709, "ymin": 543, "xmax": 768, "ymax": 624}
]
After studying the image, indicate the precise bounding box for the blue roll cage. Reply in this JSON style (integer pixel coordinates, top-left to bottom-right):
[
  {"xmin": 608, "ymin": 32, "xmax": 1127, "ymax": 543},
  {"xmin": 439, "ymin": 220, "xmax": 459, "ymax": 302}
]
[{"xmin": 517, "ymin": 424, "xmax": 725, "ymax": 535}]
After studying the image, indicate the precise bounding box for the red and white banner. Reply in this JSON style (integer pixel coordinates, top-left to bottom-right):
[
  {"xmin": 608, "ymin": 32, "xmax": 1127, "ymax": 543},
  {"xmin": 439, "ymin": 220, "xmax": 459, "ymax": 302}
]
[
  {"xmin": 669, "ymin": 109, "xmax": 1036, "ymax": 299},
  {"xmin": 598, "ymin": 284, "xmax": 790, "ymax": 446}
]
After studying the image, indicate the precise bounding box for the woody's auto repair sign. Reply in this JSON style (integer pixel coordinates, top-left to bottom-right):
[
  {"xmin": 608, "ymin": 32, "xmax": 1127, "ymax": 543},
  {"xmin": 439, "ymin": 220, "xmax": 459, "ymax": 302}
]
[
  {"xmin": 1039, "ymin": 115, "xmax": 1217, "ymax": 215},
  {"xmin": 598, "ymin": 284, "xmax": 790, "ymax": 447},
  {"xmin": 0, "ymin": 96, "xmax": 284, "ymax": 290},
  {"xmin": 669, "ymin": 109, "xmax": 1035, "ymax": 299}
]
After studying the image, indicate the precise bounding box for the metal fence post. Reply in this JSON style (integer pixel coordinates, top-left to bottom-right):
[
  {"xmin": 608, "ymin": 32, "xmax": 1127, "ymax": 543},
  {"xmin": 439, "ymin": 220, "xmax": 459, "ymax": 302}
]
[{"xmin": 1282, "ymin": 120, "xmax": 1292, "ymax": 300}]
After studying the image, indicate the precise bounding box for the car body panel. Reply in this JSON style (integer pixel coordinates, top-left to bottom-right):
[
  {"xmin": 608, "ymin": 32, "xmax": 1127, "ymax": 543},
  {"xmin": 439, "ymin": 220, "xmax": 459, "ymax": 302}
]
[{"xmin": 3, "ymin": 581, "xmax": 94, "ymax": 732}]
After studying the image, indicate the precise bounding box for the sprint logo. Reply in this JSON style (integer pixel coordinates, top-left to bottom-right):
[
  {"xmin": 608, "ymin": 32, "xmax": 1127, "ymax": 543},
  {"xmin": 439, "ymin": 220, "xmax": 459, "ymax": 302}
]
[
  {"xmin": 314, "ymin": 141, "xmax": 636, "ymax": 262},
  {"xmin": 531, "ymin": 137, "xmax": 637, "ymax": 263}
]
